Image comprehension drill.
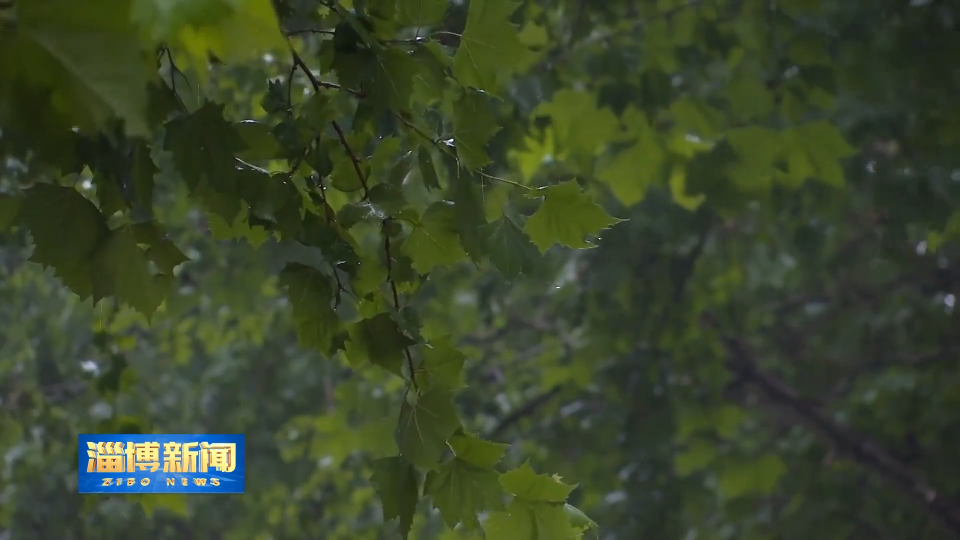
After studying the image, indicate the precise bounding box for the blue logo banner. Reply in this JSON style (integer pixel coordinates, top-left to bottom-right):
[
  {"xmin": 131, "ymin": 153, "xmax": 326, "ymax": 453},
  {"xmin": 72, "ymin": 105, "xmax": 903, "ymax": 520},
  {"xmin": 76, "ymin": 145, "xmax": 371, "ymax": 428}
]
[{"xmin": 78, "ymin": 434, "xmax": 245, "ymax": 494}]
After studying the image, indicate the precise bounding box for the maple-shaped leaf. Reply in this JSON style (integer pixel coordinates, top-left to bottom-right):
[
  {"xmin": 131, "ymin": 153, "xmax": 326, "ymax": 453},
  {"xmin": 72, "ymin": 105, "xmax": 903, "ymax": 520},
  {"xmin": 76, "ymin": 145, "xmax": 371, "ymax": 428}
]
[
  {"xmin": 371, "ymin": 456, "xmax": 419, "ymax": 540},
  {"xmin": 396, "ymin": 388, "xmax": 462, "ymax": 467},
  {"xmin": 91, "ymin": 225, "xmax": 169, "ymax": 319},
  {"xmin": 411, "ymin": 44, "xmax": 448, "ymax": 105},
  {"xmin": 417, "ymin": 146, "xmax": 442, "ymax": 190},
  {"xmin": 447, "ymin": 171, "xmax": 488, "ymax": 261},
  {"xmin": 18, "ymin": 183, "xmax": 109, "ymax": 299},
  {"xmin": 782, "ymin": 120, "xmax": 858, "ymax": 187},
  {"xmin": 564, "ymin": 503, "xmax": 599, "ymax": 537},
  {"xmin": 396, "ymin": 0, "xmax": 449, "ymax": 27},
  {"xmin": 402, "ymin": 201, "xmax": 468, "ymax": 274},
  {"xmin": 370, "ymin": 49, "xmax": 420, "ymax": 112},
  {"xmin": 483, "ymin": 499, "xmax": 579, "ymax": 540},
  {"xmin": 17, "ymin": 0, "xmax": 152, "ymax": 136},
  {"xmin": 278, "ymin": 263, "xmax": 341, "ymax": 354},
  {"xmin": 597, "ymin": 110, "xmax": 666, "ymax": 206},
  {"xmin": 419, "ymin": 338, "xmax": 466, "ymax": 390},
  {"xmin": 499, "ymin": 461, "xmax": 577, "ymax": 502},
  {"xmin": 131, "ymin": 222, "xmax": 189, "ymax": 275},
  {"xmin": 0, "ymin": 195, "xmax": 21, "ymax": 232},
  {"xmin": 524, "ymin": 181, "xmax": 624, "ymax": 252},
  {"xmin": 453, "ymin": 89, "xmax": 500, "ymax": 171},
  {"xmin": 453, "ymin": 0, "xmax": 530, "ymax": 93},
  {"xmin": 351, "ymin": 256, "xmax": 388, "ymax": 296},
  {"xmin": 451, "ymin": 432, "xmax": 509, "ymax": 467},
  {"xmin": 481, "ymin": 462, "xmax": 581, "ymax": 539},
  {"xmin": 424, "ymin": 433, "xmax": 508, "ymax": 529},
  {"xmin": 348, "ymin": 313, "xmax": 416, "ymax": 376},
  {"xmin": 479, "ymin": 214, "xmax": 539, "ymax": 279},
  {"xmin": 92, "ymin": 173, "xmax": 126, "ymax": 216},
  {"xmin": 134, "ymin": 0, "xmax": 286, "ymax": 66},
  {"xmin": 535, "ymin": 89, "xmax": 619, "ymax": 159},
  {"xmin": 164, "ymin": 102, "xmax": 246, "ymax": 219},
  {"xmin": 335, "ymin": 49, "xmax": 419, "ymax": 112},
  {"xmin": 131, "ymin": 141, "xmax": 158, "ymax": 212},
  {"xmin": 235, "ymin": 120, "xmax": 282, "ymax": 161}
]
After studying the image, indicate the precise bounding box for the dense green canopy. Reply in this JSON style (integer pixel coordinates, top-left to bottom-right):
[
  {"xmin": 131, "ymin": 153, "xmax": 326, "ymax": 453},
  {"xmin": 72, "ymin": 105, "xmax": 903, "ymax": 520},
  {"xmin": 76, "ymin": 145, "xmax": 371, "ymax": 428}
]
[{"xmin": 2, "ymin": 0, "xmax": 960, "ymax": 538}]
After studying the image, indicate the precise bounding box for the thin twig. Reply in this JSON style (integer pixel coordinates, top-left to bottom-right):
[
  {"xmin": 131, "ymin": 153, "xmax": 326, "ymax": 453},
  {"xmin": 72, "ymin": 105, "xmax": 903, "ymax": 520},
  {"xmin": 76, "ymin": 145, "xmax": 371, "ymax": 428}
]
[
  {"xmin": 287, "ymin": 29, "xmax": 336, "ymax": 36},
  {"xmin": 329, "ymin": 120, "xmax": 370, "ymax": 198},
  {"xmin": 289, "ymin": 43, "xmax": 418, "ymax": 390},
  {"xmin": 289, "ymin": 46, "xmax": 364, "ymax": 97},
  {"xmin": 286, "ymin": 62, "xmax": 347, "ymax": 305},
  {"xmin": 394, "ymin": 113, "xmax": 533, "ymax": 190}
]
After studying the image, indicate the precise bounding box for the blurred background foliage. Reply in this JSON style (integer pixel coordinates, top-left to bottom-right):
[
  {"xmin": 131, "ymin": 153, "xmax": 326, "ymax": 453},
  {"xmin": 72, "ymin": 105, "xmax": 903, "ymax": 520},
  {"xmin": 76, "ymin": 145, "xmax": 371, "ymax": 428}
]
[{"xmin": 2, "ymin": 0, "xmax": 960, "ymax": 538}]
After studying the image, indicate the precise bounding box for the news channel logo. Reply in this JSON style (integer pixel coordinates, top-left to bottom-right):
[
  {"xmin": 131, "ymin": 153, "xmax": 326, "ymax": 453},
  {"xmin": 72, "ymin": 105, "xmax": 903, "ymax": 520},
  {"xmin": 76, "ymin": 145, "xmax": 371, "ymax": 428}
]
[{"xmin": 78, "ymin": 434, "xmax": 245, "ymax": 493}]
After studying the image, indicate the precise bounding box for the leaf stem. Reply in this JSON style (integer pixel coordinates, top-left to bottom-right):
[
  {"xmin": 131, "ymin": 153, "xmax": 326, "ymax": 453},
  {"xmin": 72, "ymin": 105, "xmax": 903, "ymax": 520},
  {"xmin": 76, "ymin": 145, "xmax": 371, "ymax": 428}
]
[
  {"xmin": 383, "ymin": 221, "xmax": 420, "ymax": 393},
  {"xmin": 478, "ymin": 171, "xmax": 534, "ymax": 191}
]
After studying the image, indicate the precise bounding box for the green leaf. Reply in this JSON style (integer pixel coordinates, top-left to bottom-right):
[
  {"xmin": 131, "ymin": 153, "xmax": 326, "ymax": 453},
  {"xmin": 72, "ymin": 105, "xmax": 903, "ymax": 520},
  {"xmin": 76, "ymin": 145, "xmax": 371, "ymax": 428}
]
[
  {"xmin": 402, "ymin": 201, "xmax": 468, "ymax": 273},
  {"xmin": 235, "ymin": 120, "xmax": 282, "ymax": 161},
  {"xmin": 19, "ymin": 183, "xmax": 109, "ymax": 298},
  {"xmin": 348, "ymin": 313, "xmax": 416, "ymax": 376},
  {"xmin": 411, "ymin": 44, "xmax": 448, "ymax": 105},
  {"xmin": 668, "ymin": 164, "xmax": 705, "ymax": 211},
  {"xmin": 371, "ymin": 456, "xmax": 419, "ymax": 540},
  {"xmin": 453, "ymin": 90, "xmax": 501, "ymax": 171},
  {"xmin": 674, "ymin": 439, "xmax": 717, "ymax": 475},
  {"xmin": 453, "ymin": 0, "xmax": 530, "ymax": 93},
  {"xmin": 479, "ymin": 215, "xmax": 539, "ymax": 279},
  {"xmin": 524, "ymin": 181, "xmax": 624, "ymax": 252},
  {"xmin": 164, "ymin": 102, "xmax": 246, "ymax": 219},
  {"xmin": 726, "ymin": 73, "xmax": 775, "ymax": 121},
  {"xmin": 597, "ymin": 140, "xmax": 665, "ymax": 205},
  {"xmin": 718, "ymin": 454, "xmax": 786, "ymax": 498},
  {"xmin": 0, "ymin": 195, "xmax": 21, "ymax": 232},
  {"xmin": 396, "ymin": 387, "xmax": 462, "ymax": 467},
  {"xmin": 136, "ymin": 493, "xmax": 188, "ymax": 518},
  {"xmin": 418, "ymin": 147, "xmax": 442, "ymax": 190},
  {"xmin": 535, "ymin": 90, "xmax": 619, "ymax": 158},
  {"xmin": 91, "ymin": 225, "xmax": 169, "ymax": 319},
  {"xmin": 419, "ymin": 338, "xmax": 466, "ymax": 390},
  {"xmin": 131, "ymin": 222, "xmax": 189, "ymax": 275},
  {"xmin": 425, "ymin": 438, "xmax": 505, "ymax": 529},
  {"xmin": 279, "ymin": 263, "xmax": 341, "ymax": 354},
  {"xmin": 371, "ymin": 49, "xmax": 420, "ymax": 112},
  {"xmin": 783, "ymin": 121, "xmax": 857, "ymax": 187},
  {"xmin": 449, "ymin": 432, "xmax": 509, "ymax": 468},
  {"xmin": 352, "ymin": 256, "xmax": 388, "ymax": 296},
  {"xmin": 18, "ymin": 0, "xmax": 152, "ymax": 135},
  {"xmin": 484, "ymin": 499, "xmax": 578, "ymax": 540},
  {"xmin": 396, "ymin": 0, "xmax": 449, "ymax": 27},
  {"xmin": 131, "ymin": 141, "xmax": 158, "ymax": 212},
  {"xmin": 725, "ymin": 126, "xmax": 783, "ymax": 189},
  {"xmin": 499, "ymin": 461, "xmax": 577, "ymax": 503},
  {"xmin": 447, "ymin": 171, "xmax": 488, "ymax": 261},
  {"xmin": 92, "ymin": 173, "xmax": 126, "ymax": 216},
  {"xmin": 135, "ymin": 0, "xmax": 286, "ymax": 64},
  {"xmin": 564, "ymin": 504, "xmax": 599, "ymax": 536}
]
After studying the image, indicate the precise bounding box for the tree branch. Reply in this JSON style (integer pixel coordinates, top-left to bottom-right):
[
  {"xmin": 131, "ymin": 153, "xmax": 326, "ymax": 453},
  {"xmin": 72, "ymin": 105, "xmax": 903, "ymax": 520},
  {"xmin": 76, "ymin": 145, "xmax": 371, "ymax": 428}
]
[
  {"xmin": 486, "ymin": 385, "xmax": 562, "ymax": 440},
  {"xmin": 716, "ymin": 331, "xmax": 960, "ymax": 538}
]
